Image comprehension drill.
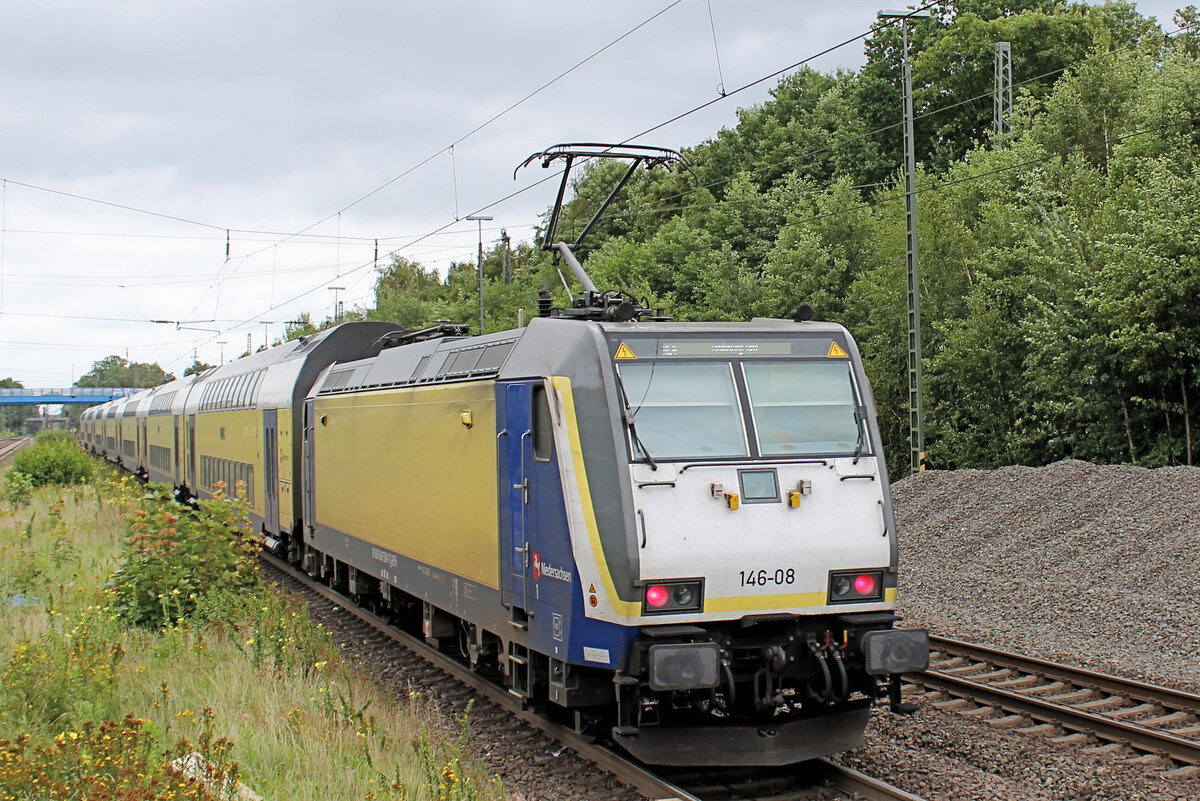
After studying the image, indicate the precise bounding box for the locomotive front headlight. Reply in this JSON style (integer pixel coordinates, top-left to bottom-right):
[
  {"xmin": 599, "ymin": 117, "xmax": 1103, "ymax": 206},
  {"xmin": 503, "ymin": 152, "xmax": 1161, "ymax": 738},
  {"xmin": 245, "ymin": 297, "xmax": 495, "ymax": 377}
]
[
  {"xmin": 832, "ymin": 576, "xmax": 852, "ymax": 597},
  {"xmin": 672, "ymin": 584, "xmax": 695, "ymax": 606}
]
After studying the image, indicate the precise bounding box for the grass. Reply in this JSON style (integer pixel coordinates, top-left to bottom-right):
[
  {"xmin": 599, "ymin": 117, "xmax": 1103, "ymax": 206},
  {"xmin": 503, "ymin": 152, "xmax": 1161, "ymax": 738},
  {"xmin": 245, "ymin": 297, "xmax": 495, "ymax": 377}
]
[{"xmin": 0, "ymin": 459, "xmax": 505, "ymax": 800}]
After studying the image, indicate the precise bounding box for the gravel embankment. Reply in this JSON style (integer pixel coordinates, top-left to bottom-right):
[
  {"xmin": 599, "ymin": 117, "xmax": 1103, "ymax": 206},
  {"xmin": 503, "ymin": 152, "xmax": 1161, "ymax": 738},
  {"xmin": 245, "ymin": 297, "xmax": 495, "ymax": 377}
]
[
  {"xmin": 836, "ymin": 459, "xmax": 1200, "ymax": 800},
  {"xmin": 892, "ymin": 459, "xmax": 1200, "ymax": 691}
]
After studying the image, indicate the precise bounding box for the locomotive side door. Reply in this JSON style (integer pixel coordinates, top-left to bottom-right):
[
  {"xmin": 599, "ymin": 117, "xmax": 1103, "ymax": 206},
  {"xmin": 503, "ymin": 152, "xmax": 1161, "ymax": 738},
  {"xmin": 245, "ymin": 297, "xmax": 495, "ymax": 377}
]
[
  {"xmin": 500, "ymin": 382, "xmax": 532, "ymax": 612},
  {"xmin": 499, "ymin": 380, "xmax": 561, "ymax": 620}
]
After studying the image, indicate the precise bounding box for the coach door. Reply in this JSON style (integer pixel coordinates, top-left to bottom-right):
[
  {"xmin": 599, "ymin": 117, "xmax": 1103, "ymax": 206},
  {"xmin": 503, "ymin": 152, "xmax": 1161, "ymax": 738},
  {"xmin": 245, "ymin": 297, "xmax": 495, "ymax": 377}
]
[
  {"xmin": 173, "ymin": 416, "xmax": 182, "ymax": 484},
  {"xmin": 302, "ymin": 399, "xmax": 316, "ymax": 530},
  {"xmin": 187, "ymin": 415, "xmax": 197, "ymax": 490},
  {"xmin": 263, "ymin": 409, "xmax": 279, "ymax": 534}
]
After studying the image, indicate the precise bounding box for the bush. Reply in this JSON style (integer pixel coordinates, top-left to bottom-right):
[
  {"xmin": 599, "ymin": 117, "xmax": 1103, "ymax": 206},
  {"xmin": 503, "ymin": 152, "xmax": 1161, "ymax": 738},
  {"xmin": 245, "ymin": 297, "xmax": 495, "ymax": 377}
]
[
  {"xmin": 1, "ymin": 469, "xmax": 34, "ymax": 508},
  {"xmin": 0, "ymin": 715, "xmax": 230, "ymax": 801},
  {"xmin": 33, "ymin": 429, "xmax": 75, "ymax": 447},
  {"xmin": 11, "ymin": 438, "xmax": 94, "ymax": 488},
  {"xmin": 111, "ymin": 485, "xmax": 261, "ymax": 628}
]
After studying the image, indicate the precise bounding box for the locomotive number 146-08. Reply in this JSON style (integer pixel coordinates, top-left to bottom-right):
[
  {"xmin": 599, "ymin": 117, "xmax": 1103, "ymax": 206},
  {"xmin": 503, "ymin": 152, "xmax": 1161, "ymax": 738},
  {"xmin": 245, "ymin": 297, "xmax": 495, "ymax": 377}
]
[{"xmin": 739, "ymin": 568, "xmax": 796, "ymax": 587}]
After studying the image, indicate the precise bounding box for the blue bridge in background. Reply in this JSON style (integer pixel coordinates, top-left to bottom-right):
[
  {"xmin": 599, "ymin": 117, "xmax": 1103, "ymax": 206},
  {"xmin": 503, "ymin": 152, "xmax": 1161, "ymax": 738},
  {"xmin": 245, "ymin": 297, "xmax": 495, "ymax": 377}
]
[{"xmin": 0, "ymin": 388, "xmax": 143, "ymax": 405}]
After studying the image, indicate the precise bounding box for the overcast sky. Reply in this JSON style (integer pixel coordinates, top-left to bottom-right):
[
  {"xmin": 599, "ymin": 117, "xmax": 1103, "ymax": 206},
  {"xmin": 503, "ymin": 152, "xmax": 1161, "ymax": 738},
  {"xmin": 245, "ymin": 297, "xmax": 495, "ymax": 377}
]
[{"xmin": 0, "ymin": 0, "xmax": 1183, "ymax": 388}]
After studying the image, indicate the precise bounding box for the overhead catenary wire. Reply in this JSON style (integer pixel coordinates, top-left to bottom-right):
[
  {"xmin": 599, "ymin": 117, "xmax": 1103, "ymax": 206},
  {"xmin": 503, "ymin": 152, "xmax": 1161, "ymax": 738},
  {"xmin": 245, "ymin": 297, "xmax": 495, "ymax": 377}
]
[
  {"xmin": 581, "ymin": 23, "xmax": 1192, "ymax": 228},
  {"xmin": 591, "ymin": 113, "xmax": 1200, "ymax": 262}
]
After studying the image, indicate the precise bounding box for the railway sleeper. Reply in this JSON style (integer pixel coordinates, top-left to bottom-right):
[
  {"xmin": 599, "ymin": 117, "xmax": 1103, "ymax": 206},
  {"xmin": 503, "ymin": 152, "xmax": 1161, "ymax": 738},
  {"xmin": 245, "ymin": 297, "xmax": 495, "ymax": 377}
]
[
  {"xmin": 1140, "ymin": 710, "xmax": 1194, "ymax": 728},
  {"xmin": 1103, "ymin": 702, "xmax": 1162, "ymax": 720},
  {"xmin": 1042, "ymin": 687, "xmax": 1098, "ymax": 704}
]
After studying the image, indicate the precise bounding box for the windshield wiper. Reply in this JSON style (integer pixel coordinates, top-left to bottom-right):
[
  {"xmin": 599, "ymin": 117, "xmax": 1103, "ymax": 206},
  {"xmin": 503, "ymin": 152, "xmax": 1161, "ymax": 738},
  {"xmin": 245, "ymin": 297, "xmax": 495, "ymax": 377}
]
[
  {"xmin": 614, "ymin": 370, "xmax": 656, "ymax": 470},
  {"xmin": 852, "ymin": 407, "xmax": 866, "ymax": 464}
]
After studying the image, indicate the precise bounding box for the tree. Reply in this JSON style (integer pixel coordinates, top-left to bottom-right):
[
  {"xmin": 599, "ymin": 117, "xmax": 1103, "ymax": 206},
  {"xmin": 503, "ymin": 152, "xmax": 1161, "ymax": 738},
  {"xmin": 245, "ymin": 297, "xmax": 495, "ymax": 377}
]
[
  {"xmin": 75, "ymin": 356, "xmax": 173, "ymax": 389},
  {"xmin": 183, "ymin": 360, "xmax": 215, "ymax": 377},
  {"xmin": 0, "ymin": 377, "xmax": 36, "ymax": 434}
]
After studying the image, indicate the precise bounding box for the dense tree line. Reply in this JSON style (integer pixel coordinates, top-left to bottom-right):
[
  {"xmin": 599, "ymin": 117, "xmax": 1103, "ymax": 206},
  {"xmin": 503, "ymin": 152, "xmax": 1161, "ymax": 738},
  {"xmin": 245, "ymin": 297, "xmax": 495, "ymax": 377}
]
[{"xmin": 74, "ymin": 1, "xmax": 1199, "ymax": 477}]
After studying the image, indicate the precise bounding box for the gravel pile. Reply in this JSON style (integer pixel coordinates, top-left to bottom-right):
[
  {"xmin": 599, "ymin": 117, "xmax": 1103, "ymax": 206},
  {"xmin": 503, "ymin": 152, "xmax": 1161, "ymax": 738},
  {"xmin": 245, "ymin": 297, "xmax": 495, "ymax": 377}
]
[
  {"xmin": 840, "ymin": 459, "xmax": 1200, "ymax": 800},
  {"xmin": 891, "ymin": 459, "xmax": 1200, "ymax": 691}
]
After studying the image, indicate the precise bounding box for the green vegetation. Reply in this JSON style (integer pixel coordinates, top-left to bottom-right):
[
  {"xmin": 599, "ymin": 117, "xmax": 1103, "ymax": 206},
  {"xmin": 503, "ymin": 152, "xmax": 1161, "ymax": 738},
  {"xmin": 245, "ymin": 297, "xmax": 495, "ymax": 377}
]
[
  {"xmin": 74, "ymin": 356, "xmax": 174, "ymax": 389},
  {"xmin": 111, "ymin": 485, "xmax": 260, "ymax": 628},
  {"xmin": 0, "ymin": 461, "xmax": 503, "ymax": 800},
  {"xmin": 7, "ymin": 431, "xmax": 95, "ymax": 495},
  {"xmin": 0, "ymin": 378, "xmax": 36, "ymax": 436}
]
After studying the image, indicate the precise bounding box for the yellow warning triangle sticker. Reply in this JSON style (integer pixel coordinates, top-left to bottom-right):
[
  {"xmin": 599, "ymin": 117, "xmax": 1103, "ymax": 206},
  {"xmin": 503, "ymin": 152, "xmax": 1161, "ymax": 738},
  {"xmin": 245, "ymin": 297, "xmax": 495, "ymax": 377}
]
[
  {"xmin": 827, "ymin": 341, "xmax": 849, "ymax": 358},
  {"xmin": 588, "ymin": 583, "xmax": 597, "ymax": 594},
  {"xmin": 614, "ymin": 342, "xmax": 637, "ymax": 360}
]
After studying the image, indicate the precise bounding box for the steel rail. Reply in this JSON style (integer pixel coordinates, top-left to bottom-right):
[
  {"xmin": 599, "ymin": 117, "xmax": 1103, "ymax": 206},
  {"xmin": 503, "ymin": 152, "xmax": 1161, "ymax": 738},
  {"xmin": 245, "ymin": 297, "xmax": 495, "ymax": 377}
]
[
  {"xmin": 259, "ymin": 552, "xmax": 698, "ymax": 801},
  {"xmin": 813, "ymin": 759, "xmax": 930, "ymax": 801},
  {"xmin": 916, "ymin": 636, "xmax": 1200, "ymax": 766},
  {"xmin": 930, "ymin": 635, "xmax": 1200, "ymax": 714},
  {"xmin": 0, "ymin": 436, "xmax": 32, "ymax": 461},
  {"xmin": 262, "ymin": 553, "xmax": 928, "ymax": 801}
]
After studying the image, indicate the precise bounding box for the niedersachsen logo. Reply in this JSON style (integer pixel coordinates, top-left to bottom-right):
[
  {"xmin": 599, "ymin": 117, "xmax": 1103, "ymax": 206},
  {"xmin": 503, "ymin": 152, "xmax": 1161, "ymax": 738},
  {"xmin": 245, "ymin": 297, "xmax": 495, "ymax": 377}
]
[{"xmin": 532, "ymin": 552, "xmax": 572, "ymax": 583}]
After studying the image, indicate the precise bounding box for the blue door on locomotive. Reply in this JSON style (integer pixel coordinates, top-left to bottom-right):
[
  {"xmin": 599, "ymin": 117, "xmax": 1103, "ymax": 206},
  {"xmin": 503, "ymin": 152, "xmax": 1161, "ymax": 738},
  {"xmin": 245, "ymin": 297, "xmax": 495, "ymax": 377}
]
[{"xmin": 497, "ymin": 378, "xmax": 635, "ymax": 693}]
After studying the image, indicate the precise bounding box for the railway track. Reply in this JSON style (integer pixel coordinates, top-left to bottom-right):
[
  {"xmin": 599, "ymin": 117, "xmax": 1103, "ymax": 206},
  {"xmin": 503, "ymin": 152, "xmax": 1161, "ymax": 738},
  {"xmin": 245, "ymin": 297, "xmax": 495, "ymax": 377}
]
[
  {"xmin": 0, "ymin": 435, "xmax": 32, "ymax": 462},
  {"xmin": 912, "ymin": 634, "xmax": 1200, "ymax": 775},
  {"xmin": 260, "ymin": 552, "xmax": 926, "ymax": 801}
]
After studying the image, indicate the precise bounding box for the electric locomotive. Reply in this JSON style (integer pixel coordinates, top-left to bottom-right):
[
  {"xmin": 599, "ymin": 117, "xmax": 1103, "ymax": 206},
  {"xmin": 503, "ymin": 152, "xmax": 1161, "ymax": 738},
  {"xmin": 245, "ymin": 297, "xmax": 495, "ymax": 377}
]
[
  {"xmin": 298, "ymin": 299, "xmax": 926, "ymax": 766},
  {"xmin": 80, "ymin": 309, "xmax": 927, "ymax": 766}
]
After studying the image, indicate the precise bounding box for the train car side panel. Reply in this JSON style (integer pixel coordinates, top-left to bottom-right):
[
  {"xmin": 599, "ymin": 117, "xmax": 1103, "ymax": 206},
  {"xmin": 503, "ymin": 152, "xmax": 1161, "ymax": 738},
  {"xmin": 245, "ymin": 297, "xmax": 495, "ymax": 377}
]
[
  {"xmin": 145, "ymin": 412, "xmax": 175, "ymax": 485},
  {"xmin": 310, "ymin": 381, "xmax": 499, "ymax": 588},
  {"xmin": 193, "ymin": 409, "xmax": 265, "ymax": 516}
]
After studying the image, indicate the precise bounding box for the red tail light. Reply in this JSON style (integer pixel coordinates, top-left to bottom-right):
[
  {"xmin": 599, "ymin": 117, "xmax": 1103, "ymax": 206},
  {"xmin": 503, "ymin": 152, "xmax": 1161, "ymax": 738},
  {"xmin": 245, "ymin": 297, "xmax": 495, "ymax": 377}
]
[
  {"xmin": 645, "ymin": 585, "xmax": 670, "ymax": 608},
  {"xmin": 828, "ymin": 569, "xmax": 884, "ymax": 604},
  {"xmin": 853, "ymin": 573, "xmax": 877, "ymax": 595}
]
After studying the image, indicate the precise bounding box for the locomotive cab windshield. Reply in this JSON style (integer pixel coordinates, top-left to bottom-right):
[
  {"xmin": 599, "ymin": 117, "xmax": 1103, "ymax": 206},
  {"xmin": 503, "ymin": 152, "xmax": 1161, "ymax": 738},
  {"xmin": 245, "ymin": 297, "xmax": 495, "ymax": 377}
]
[{"xmin": 612, "ymin": 335, "xmax": 871, "ymax": 462}]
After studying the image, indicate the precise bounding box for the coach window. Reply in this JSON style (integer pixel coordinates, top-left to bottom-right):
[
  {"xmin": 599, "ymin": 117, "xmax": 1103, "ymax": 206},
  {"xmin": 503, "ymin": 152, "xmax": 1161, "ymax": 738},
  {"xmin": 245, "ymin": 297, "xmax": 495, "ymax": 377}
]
[{"xmin": 532, "ymin": 384, "xmax": 553, "ymax": 461}]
